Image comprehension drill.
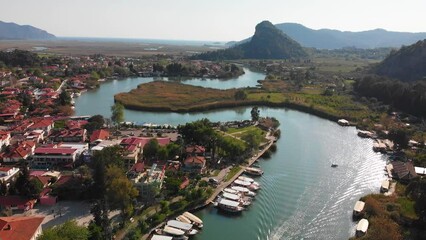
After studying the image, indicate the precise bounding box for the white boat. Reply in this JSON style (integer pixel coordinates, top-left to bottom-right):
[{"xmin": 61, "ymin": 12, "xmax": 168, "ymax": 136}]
[
  {"xmin": 356, "ymin": 219, "xmax": 369, "ymax": 237},
  {"xmin": 245, "ymin": 167, "xmax": 264, "ymax": 176},
  {"xmin": 230, "ymin": 186, "xmax": 256, "ymax": 197},
  {"xmin": 238, "ymin": 176, "xmax": 254, "ymax": 183},
  {"xmin": 223, "ymin": 188, "xmax": 240, "ymax": 195},
  {"xmin": 248, "ymin": 183, "xmax": 260, "ymax": 191},
  {"xmin": 167, "ymin": 220, "xmax": 198, "ymax": 235},
  {"xmin": 217, "ymin": 198, "xmax": 244, "ymax": 213},
  {"xmin": 163, "ymin": 226, "xmax": 185, "ymax": 236},
  {"xmin": 222, "ymin": 192, "xmax": 240, "ymax": 201},
  {"xmin": 151, "ymin": 235, "xmax": 173, "ymax": 240},
  {"xmin": 183, "ymin": 211, "xmax": 203, "ymax": 228},
  {"xmin": 176, "ymin": 215, "xmax": 192, "ymax": 224},
  {"xmin": 353, "ymin": 201, "xmax": 365, "ymax": 217},
  {"xmin": 234, "ymin": 179, "xmax": 251, "ymax": 187},
  {"xmin": 381, "ymin": 180, "xmax": 390, "ymax": 193}
]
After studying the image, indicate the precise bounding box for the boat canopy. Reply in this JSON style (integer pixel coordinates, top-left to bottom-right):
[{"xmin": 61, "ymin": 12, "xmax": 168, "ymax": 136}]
[
  {"xmin": 238, "ymin": 176, "xmax": 254, "ymax": 183},
  {"xmin": 151, "ymin": 235, "xmax": 173, "ymax": 240},
  {"xmin": 219, "ymin": 198, "xmax": 240, "ymax": 207},
  {"xmin": 381, "ymin": 180, "xmax": 390, "ymax": 189},
  {"xmin": 163, "ymin": 226, "xmax": 185, "ymax": 236},
  {"xmin": 353, "ymin": 201, "xmax": 365, "ymax": 212},
  {"xmin": 231, "ymin": 186, "xmax": 249, "ymax": 193},
  {"xmin": 176, "ymin": 215, "xmax": 191, "ymax": 224},
  {"xmin": 183, "ymin": 211, "xmax": 203, "ymax": 225},
  {"xmin": 222, "ymin": 192, "xmax": 240, "ymax": 201},
  {"xmin": 223, "ymin": 188, "xmax": 239, "ymax": 194},
  {"xmin": 356, "ymin": 219, "xmax": 369, "ymax": 233},
  {"xmin": 167, "ymin": 220, "xmax": 193, "ymax": 231},
  {"xmin": 246, "ymin": 167, "xmax": 262, "ymax": 173},
  {"xmin": 234, "ymin": 179, "xmax": 251, "ymax": 186}
]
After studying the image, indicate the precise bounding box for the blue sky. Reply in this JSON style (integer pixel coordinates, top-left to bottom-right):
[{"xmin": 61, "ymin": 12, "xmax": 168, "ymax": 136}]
[{"xmin": 0, "ymin": 0, "xmax": 425, "ymax": 41}]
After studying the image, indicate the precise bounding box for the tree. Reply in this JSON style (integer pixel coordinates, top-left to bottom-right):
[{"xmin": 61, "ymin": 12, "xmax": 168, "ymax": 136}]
[
  {"xmin": 251, "ymin": 107, "xmax": 260, "ymax": 121},
  {"xmin": 105, "ymin": 166, "xmax": 138, "ymax": 219},
  {"xmin": 59, "ymin": 91, "xmax": 72, "ymax": 106},
  {"xmin": 0, "ymin": 181, "xmax": 7, "ymax": 196},
  {"xmin": 143, "ymin": 139, "xmax": 160, "ymax": 160},
  {"xmin": 84, "ymin": 115, "xmax": 105, "ymax": 133},
  {"xmin": 38, "ymin": 220, "xmax": 89, "ymax": 240},
  {"xmin": 234, "ymin": 90, "xmax": 247, "ymax": 100},
  {"xmin": 111, "ymin": 102, "xmax": 124, "ymax": 125},
  {"xmin": 242, "ymin": 131, "xmax": 263, "ymax": 151},
  {"xmin": 388, "ymin": 129, "xmax": 409, "ymax": 148}
]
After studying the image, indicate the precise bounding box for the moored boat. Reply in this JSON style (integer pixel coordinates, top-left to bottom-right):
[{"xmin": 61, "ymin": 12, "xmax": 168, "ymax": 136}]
[
  {"xmin": 233, "ymin": 179, "xmax": 251, "ymax": 187},
  {"xmin": 231, "ymin": 186, "xmax": 256, "ymax": 197},
  {"xmin": 353, "ymin": 200, "xmax": 365, "ymax": 218},
  {"xmin": 163, "ymin": 226, "xmax": 186, "ymax": 236},
  {"xmin": 176, "ymin": 215, "xmax": 192, "ymax": 224},
  {"xmin": 166, "ymin": 220, "xmax": 198, "ymax": 236},
  {"xmin": 355, "ymin": 219, "xmax": 369, "ymax": 237},
  {"xmin": 183, "ymin": 211, "xmax": 203, "ymax": 228},
  {"xmin": 245, "ymin": 167, "xmax": 264, "ymax": 176},
  {"xmin": 217, "ymin": 198, "xmax": 244, "ymax": 213},
  {"xmin": 151, "ymin": 235, "xmax": 173, "ymax": 240}
]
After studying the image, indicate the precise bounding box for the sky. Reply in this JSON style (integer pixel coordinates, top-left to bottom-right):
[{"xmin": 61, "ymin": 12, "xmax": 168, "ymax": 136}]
[{"xmin": 0, "ymin": 0, "xmax": 425, "ymax": 41}]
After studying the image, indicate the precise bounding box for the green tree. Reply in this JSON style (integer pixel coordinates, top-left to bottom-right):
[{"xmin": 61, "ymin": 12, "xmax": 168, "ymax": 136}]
[
  {"xmin": 242, "ymin": 131, "xmax": 263, "ymax": 151},
  {"xmin": 111, "ymin": 102, "xmax": 124, "ymax": 125},
  {"xmin": 251, "ymin": 107, "xmax": 260, "ymax": 121},
  {"xmin": 388, "ymin": 129, "xmax": 409, "ymax": 148},
  {"xmin": 38, "ymin": 220, "xmax": 89, "ymax": 240},
  {"xmin": 234, "ymin": 90, "xmax": 247, "ymax": 100},
  {"xmin": 59, "ymin": 91, "xmax": 72, "ymax": 106},
  {"xmin": 143, "ymin": 139, "xmax": 160, "ymax": 160}
]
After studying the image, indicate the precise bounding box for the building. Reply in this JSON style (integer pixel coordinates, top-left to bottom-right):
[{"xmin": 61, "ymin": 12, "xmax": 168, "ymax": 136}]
[
  {"xmin": 32, "ymin": 144, "xmax": 79, "ymax": 168},
  {"xmin": 391, "ymin": 161, "xmax": 418, "ymax": 182},
  {"xmin": 0, "ymin": 196, "xmax": 36, "ymax": 211},
  {"xmin": 0, "ymin": 167, "xmax": 20, "ymax": 183},
  {"xmin": 90, "ymin": 129, "xmax": 110, "ymax": 143},
  {"xmin": 0, "ymin": 216, "xmax": 45, "ymax": 240},
  {"xmin": 27, "ymin": 118, "xmax": 54, "ymax": 136},
  {"xmin": 183, "ymin": 155, "xmax": 206, "ymax": 174},
  {"xmin": 0, "ymin": 131, "xmax": 11, "ymax": 148},
  {"xmin": 120, "ymin": 137, "xmax": 171, "ymax": 169},
  {"xmin": 1, "ymin": 141, "xmax": 36, "ymax": 163},
  {"xmin": 49, "ymin": 128, "xmax": 87, "ymax": 142}
]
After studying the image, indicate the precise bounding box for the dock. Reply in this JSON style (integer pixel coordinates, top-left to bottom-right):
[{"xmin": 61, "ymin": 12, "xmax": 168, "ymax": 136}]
[{"xmin": 204, "ymin": 132, "xmax": 276, "ymax": 205}]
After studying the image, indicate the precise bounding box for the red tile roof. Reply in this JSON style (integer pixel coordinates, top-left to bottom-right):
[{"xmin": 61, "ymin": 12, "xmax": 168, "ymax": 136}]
[
  {"xmin": 184, "ymin": 156, "xmax": 206, "ymax": 165},
  {"xmin": 185, "ymin": 145, "xmax": 206, "ymax": 154},
  {"xmin": 90, "ymin": 129, "xmax": 110, "ymax": 143},
  {"xmin": 0, "ymin": 216, "xmax": 44, "ymax": 240},
  {"xmin": 29, "ymin": 118, "xmax": 54, "ymax": 129},
  {"xmin": 130, "ymin": 162, "xmax": 145, "ymax": 173},
  {"xmin": 34, "ymin": 147, "xmax": 77, "ymax": 155}
]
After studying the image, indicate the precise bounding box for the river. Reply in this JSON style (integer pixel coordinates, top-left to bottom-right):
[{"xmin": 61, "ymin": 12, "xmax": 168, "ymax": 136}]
[{"xmin": 74, "ymin": 69, "xmax": 387, "ymax": 240}]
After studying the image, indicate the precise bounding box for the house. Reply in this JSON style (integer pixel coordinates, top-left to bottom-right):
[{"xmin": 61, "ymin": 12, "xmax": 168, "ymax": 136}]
[
  {"xmin": 32, "ymin": 145, "xmax": 79, "ymax": 168},
  {"xmin": 120, "ymin": 137, "xmax": 171, "ymax": 169},
  {"xmin": 90, "ymin": 129, "xmax": 110, "ymax": 143},
  {"xmin": 183, "ymin": 155, "xmax": 206, "ymax": 174},
  {"xmin": 0, "ymin": 167, "xmax": 20, "ymax": 183},
  {"xmin": 27, "ymin": 118, "xmax": 54, "ymax": 136},
  {"xmin": 185, "ymin": 145, "xmax": 206, "ymax": 156},
  {"xmin": 391, "ymin": 161, "xmax": 418, "ymax": 182},
  {"xmin": 0, "ymin": 216, "xmax": 45, "ymax": 240},
  {"xmin": 0, "ymin": 196, "xmax": 36, "ymax": 211},
  {"xmin": 1, "ymin": 141, "xmax": 36, "ymax": 163},
  {"xmin": 0, "ymin": 131, "xmax": 11, "ymax": 148},
  {"xmin": 24, "ymin": 130, "xmax": 45, "ymax": 143},
  {"xmin": 49, "ymin": 128, "xmax": 87, "ymax": 142}
]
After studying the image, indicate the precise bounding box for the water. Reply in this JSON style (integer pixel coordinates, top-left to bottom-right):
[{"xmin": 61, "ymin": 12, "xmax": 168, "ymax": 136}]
[
  {"xmin": 74, "ymin": 68, "xmax": 266, "ymax": 121},
  {"xmin": 73, "ymin": 71, "xmax": 387, "ymax": 239}
]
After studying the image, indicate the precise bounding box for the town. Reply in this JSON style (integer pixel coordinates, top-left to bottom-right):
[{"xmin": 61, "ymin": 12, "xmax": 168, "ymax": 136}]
[{"xmin": 0, "ymin": 49, "xmax": 281, "ymax": 240}]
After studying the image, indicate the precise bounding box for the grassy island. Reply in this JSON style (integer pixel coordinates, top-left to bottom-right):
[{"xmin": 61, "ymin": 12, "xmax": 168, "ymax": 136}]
[{"xmin": 114, "ymin": 80, "xmax": 372, "ymax": 124}]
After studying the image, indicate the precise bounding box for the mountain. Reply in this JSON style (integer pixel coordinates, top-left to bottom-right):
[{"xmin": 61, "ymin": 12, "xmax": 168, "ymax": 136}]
[
  {"xmin": 374, "ymin": 40, "xmax": 426, "ymax": 81},
  {"xmin": 275, "ymin": 23, "xmax": 426, "ymax": 49},
  {"xmin": 0, "ymin": 21, "xmax": 55, "ymax": 40},
  {"xmin": 194, "ymin": 21, "xmax": 307, "ymax": 60}
]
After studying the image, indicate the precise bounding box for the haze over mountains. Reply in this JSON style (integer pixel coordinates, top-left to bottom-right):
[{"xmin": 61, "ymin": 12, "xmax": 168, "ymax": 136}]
[
  {"xmin": 276, "ymin": 23, "xmax": 426, "ymax": 49},
  {"xmin": 194, "ymin": 21, "xmax": 307, "ymax": 60},
  {"xmin": 0, "ymin": 21, "xmax": 55, "ymax": 40}
]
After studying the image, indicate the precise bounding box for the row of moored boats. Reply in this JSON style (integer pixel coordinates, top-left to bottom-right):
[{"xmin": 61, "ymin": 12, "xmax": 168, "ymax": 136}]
[
  {"xmin": 214, "ymin": 175, "xmax": 261, "ymax": 213},
  {"xmin": 152, "ymin": 211, "xmax": 203, "ymax": 240}
]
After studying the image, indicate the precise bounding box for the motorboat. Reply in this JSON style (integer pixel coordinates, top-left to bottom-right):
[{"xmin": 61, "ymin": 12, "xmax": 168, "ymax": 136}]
[
  {"xmin": 331, "ymin": 163, "xmax": 338, "ymax": 168},
  {"xmin": 353, "ymin": 200, "xmax": 365, "ymax": 218},
  {"xmin": 245, "ymin": 167, "xmax": 264, "ymax": 176},
  {"xmin": 231, "ymin": 186, "xmax": 256, "ymax": 197},
  {"xmin": 176, "ymin": 215, "xmax": 192, "ymax": 224},
  {"xmin": 356, "ymin": 219, "xmax": 369, "ymax": 237},
  {"xmin": 217, "ymin": 198, "xmax": 244, "ymax": 213}
]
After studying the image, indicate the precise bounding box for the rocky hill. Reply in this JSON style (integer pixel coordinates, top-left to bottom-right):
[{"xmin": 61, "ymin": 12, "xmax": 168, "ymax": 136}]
[{"xmin": 0, "ymin": 21, "xmax": 55, "ymax": 40}]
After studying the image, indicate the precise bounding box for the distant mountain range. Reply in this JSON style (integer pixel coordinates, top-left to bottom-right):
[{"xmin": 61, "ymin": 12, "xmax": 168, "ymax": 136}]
[
  {"xmin": 374, "ymin": 40, "xmax": 426, "ymax": 81},
  {"xmin": 194, "ymin": 21, "xmax": 307, "ymax": 60},
  {"xmin": 0, "ymin": 21, "xmax": 55, "ymax": 40},
  {"xmin": 275, "ymin": 23, "xmax": 426, "ymax": 49}
]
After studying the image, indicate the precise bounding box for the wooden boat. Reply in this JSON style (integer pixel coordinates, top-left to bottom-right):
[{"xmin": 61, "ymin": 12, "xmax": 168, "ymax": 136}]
[
  {"xmin": 151, "ymin": 235, "xmax": 173, "ymax": 240},
  {"xmin": 331, "ymin": 164, "xmax": 338, "ymax": 168},
  {"xmin": 183, "ymin": 211, "xmax": 203, "ymax": 228},
  {"xmin": 234, "ymin": 179, "xmax": 251, "ymax": 187},
  {"xmin": 380, "ymin": 180, "xmax": 390, "ymax": 193},
  {"xmin": 163, "ymin": 225, "xmax": 186, "ymax": 236},
  {"xmin": 231, "ymin": 186, "xmax": 256, "ymax": 197}
]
